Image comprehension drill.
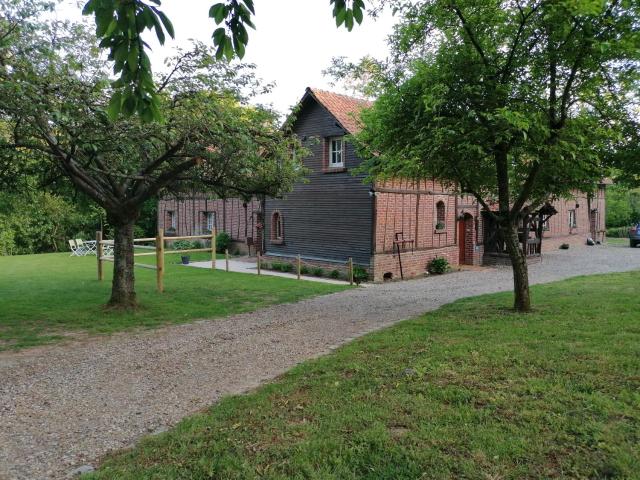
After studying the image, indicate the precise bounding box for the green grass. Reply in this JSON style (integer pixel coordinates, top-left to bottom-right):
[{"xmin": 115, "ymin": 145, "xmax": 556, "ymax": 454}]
[
  {"xmin": 89, "ymin": 271, "xmax": 640, "ymax": 480},
  {"xmin": 0, "ymin": 252, "xmax": 349, "ymax": 351}
]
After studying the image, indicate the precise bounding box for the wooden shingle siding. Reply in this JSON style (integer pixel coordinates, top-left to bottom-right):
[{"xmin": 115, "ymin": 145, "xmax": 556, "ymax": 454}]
[{"xmin": 265, "ymin": 98, "xmax": 373, "ymax": 265}]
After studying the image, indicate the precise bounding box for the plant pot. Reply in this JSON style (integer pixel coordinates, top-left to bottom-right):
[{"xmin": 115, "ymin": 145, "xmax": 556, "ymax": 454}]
[{"xmin": 181, "ymin": 255, "xmax": 190, "ymax": 265}]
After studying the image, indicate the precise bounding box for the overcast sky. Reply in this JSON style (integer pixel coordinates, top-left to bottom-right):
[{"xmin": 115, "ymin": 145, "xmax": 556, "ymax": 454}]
[{"xmin": 55, "ymin": 1, "xmax": 397, "ymax": 115}]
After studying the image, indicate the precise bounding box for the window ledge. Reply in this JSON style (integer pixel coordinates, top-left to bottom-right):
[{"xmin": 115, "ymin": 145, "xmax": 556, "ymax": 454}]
[
  {"xmin": 270, "ymin": 239, "xmax": 284, "ymax": 245},
  {"xmin": 434, "ymin": 228, "xmax": 447, "ymax": 234},
  {"xmin": 323, "ymin": 167, "xmax": 347, "ymax": 174}
]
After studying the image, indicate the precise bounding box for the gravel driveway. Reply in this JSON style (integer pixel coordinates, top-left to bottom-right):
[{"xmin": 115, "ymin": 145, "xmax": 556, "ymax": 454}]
[{"xmin": 1, "ymin": 244, "xmax": 638, "ymax": 479}]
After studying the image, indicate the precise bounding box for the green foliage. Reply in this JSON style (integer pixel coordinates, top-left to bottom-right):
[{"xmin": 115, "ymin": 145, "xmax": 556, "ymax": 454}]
[
  {"xmin": 215, "ymin": 231, "xmax": 231, "ymax": 253},
  {"xmin": 352, "ymin": 265, "xmax": 368, "ymax": 284},
  {"xmin": 300, "ymin": 265, "xmax": 310, "ymax": 275},
  {"xmin": 172, "ymin": 240, "xmax": 194, "ymax": 251},
  {"xmin": 270, "ymin": 261, "xmax": 293, "ymax": 273},
  {"xmin": 0, "ymin": 191, "xmax": 102, "ymax": 255},
  {"xmin": 427, "ymin": 257, "xmax": 449, "ymax": 275},
  {"xmin": 82, "ymin": 0, "xmax": 366, "ymax": 121},
  {"xmin": 87, "ymin": 272, "xmax": 640, "ymax": 479},
  {"xmin": 312, "ymin": 267, "xmax": 324, "ymax": 277},
  {"xmin": 606, "ymin": 185, "xmax": 640, "ymax": 228},
  {"xmin": 329, "ymin": 269, "xmax": 341, "ymax": 279},
  {"xmin": 607, "ymin": 226, "xmax": 634, "ymax": 238}
]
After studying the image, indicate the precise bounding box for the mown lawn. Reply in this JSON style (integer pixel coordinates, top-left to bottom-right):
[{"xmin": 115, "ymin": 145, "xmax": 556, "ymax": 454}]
[
  {"xmin": 89, "ymin": 271, "xmax": 640, "ymax": 480},
  {"xmin": 0, "ymin": 252, "xmax": 349, "ymax": 351}
]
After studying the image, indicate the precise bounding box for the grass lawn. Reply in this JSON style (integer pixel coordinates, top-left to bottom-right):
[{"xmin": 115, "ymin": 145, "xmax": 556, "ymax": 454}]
[
  {"xmin": 88, "ymin": 271, "xmax": 640, "ymax": 480},
  {"xmin": 0, "ymin": 252, "xmax": 349, "ymax": 351}
]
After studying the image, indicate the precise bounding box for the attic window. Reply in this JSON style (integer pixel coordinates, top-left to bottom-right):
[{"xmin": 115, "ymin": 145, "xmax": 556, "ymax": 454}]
[{"xmin": 329, "ymin": 137, "xmax": 344, "ymax": 168}]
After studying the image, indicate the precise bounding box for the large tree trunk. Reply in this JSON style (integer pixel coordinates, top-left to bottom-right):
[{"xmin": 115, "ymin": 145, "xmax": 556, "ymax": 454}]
[
  {"xmin": 108, "ymin": 219, "xmax": 137, "ymax": 309},
  {"xmin": 502, "ymin": 221, "xmax": 531, "ymax": 312}
]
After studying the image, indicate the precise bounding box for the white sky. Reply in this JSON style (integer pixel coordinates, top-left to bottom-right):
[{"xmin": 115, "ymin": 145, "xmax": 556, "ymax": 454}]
[{"xmin": 55, "ymin": 1, "xmax": 397, "ymax": 115}]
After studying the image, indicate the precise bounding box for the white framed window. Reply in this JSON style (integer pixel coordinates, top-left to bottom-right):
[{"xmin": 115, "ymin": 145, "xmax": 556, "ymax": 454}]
[
  {"xmin": 206, "ymin": 211, "xmax": 216, "ymax": 232},
  {"xmin": 167, "ymin": 211, "xmax": 176, "ymax": 229},
  {"xmin": 569, "ymin": 210, "xmax": 577, "ymax": 228},
  {"xmin": 329, "ymin": 137, "xmax": 344, "ymax": 168}
]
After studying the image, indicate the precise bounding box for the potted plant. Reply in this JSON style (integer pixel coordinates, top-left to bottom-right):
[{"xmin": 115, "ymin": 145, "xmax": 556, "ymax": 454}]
[{"xmin": 435, "ymin": 221, "xmax": 445, "ymax": 231}]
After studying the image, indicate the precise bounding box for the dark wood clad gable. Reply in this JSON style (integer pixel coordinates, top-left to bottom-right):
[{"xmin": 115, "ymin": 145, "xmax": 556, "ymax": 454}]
[{"xmin": 264, "ymin": 95, "xmax": 373, "ymax": 265}]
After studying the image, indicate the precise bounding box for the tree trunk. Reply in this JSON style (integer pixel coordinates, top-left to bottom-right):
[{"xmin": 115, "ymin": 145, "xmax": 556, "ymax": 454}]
[
  {"xmin": 108, "ymin": 219, "xmax": 137, "ymax": 309},
  {"xmin": 502, "ymin": 221, "xmax": 531, "ymax": 312}
]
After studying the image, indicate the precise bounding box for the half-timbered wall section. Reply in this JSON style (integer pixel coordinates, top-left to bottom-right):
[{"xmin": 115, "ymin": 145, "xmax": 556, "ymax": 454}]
[
  {"xmin": 157, "ymin": 197, "xmax": 261, "ymax": 244},
  {"xmin": 371, "ymin": 179, "xmax": 460, "ymax": 281},
  {"xmin": 542, "ymin": 186, "xmax": 607, "ymax": 246}
]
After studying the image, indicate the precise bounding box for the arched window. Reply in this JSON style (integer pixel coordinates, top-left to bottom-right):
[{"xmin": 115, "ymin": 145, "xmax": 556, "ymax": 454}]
[
  {"xmin": 436, "ymin": 201, "xmax": 446, "ymax": 230},
  {"xmin": 271, "ymin": 211, "xmax": 284, "ymax": 243}
]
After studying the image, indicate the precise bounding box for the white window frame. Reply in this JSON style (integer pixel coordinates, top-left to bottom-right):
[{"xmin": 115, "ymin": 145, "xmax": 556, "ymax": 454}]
[
  {"xmin": 168, "ymin": 211, "xmax": 176, "ymax": 229},
  {"xmin": 206, "ymin": 211, "xmax": 216, "ymax": 232},
  {"xmin": 329, "ymin": 137, "xmax": 344, "ymax": 168}
]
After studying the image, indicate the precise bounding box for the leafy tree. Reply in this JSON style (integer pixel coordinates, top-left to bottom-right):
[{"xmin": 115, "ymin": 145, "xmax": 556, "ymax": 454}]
[
  {"xmin": 0, "ymin": 4, "xmax": 303, "ymax": 308},
  {"xmin": 82, "ymin": 0, "xmax": 367, "ymax": 121},
  {"xmin": 353, "ymin": 0, "xmax": 639, "ymax": 311}
]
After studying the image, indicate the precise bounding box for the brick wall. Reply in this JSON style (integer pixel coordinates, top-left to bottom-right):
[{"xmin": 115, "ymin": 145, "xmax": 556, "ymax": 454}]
[{"xmin": 372, "ymin": 245, "xmax": 458, "ymax": 282}]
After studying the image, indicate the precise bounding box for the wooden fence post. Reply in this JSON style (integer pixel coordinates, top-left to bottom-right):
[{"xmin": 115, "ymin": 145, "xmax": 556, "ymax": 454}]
[
  {"xmin": 225, "ymin": 249, "xmax": 229, "ymax": 272},
  {"xmin": 348, "ymin": 257, "xmax": 354, "ymax": 285},
  {"xmin": 257, "ymin": 252, "xmax": 261, "ymax": 275},
  {"xmin": 156, "ymin": 229, "xmax": 165, "ymax": 293},
  {"xmin": 96, "ymin": 230, "xmax": 103, "ymax": 281},
  {"xmin": 297, "ymin": 254, "xmax": 301, "ymax": 280},
  {"xmin": 211, "ymin": 230, "xmax": 216, "ymax": 269}
]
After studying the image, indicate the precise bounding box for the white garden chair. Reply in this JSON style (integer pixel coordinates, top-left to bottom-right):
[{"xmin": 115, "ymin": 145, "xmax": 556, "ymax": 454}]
[
  {"xmin": 68, "ymin": 239, "xmax": 83, "ymax": 256},
  {"xmin": 74, "ymin": 239, "xmax": 92, "ymax": 256}
]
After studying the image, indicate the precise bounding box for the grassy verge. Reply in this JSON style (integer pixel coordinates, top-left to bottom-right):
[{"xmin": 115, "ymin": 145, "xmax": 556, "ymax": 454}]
[
  {"xmin": 0, "ymin": 253, "xmax": 349, "ymax": 351},
  {"xmin": 89, "ymin": 271, "xmax": 640, "ymax": 479}
]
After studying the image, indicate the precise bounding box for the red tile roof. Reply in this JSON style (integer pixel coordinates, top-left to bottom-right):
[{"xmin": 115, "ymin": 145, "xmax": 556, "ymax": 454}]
[{"xmin": 305, "ymin": 87, "xmax": 372, "ymax": 134}]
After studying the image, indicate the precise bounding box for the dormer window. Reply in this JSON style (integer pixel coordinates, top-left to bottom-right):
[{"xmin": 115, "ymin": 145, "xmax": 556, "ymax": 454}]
[{"xmin": 329, "ymin": 137, "xmax": 344, "ymax": 168}]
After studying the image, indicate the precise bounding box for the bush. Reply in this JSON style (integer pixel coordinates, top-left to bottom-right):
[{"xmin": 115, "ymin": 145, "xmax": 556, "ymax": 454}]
[
  {"xmin": 271, "ymin": 261, "xmax": 293, "ymax": 273},
  {"xmin": 192, "ymin": 240, "xmax": 203, "ymax": 249},
  {"xmin": 300, "ymin": 265, "xmax": 310, "ymax": 275},
  {"xmin": 215, "ymin": 231, "xmax": 231, "ymax": 253},
  {"xmin": 607, "ymin": 226, "xmax": 634, "ymax": 238},
  {"xmin": 312, "ymin": 267, "xmax": 324, "ymax": 277},
  {"xmin": 352, "ymin": 266, "xmax": 369, "ymax": 284},
  {"xmin": 173, "ymin": 240, "xmax": 194, "ymax": 250},
  {"xmin": 329, "ymin": 269, "xmax": 341, "ymax": 279},
  {"xmin": 428, "ymin": 257, "xmax": 449, "ymax": 274}
]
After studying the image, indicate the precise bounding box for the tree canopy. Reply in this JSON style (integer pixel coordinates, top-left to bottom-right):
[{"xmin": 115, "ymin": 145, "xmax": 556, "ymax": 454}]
[
  {"xmin": 0, "ymin": 0, "xmax": 304, "ymax": 307},
  {"xmin": 352, "ymin": 0, "xmax": 640, "ymax": 310}
]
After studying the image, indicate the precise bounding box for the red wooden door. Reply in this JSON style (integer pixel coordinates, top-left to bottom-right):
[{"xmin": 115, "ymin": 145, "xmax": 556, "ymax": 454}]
[{"xmin": 458, "ymin": 219, "xmax": 466, "ymax": 264}]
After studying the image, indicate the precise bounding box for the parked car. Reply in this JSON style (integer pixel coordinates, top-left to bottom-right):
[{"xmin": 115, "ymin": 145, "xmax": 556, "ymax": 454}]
[{"xmin": 630, "ymin": 224, "xmax": 640, "ymax": 248}]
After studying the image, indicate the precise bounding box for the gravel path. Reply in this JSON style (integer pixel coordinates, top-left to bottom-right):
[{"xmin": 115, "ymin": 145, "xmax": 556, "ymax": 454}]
[{"xmin": 1, "ymin": 244, "xmax": 638, "ymax": 479}]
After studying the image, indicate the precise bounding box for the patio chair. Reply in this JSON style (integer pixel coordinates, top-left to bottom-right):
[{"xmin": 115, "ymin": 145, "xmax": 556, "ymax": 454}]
[
  {"xmin": 68, "ymin": 239, "xmax": 83, "ymax": 256},
  {"xmin": 74, "ymin": 239, "xmax": 91, "ymax": 256}
]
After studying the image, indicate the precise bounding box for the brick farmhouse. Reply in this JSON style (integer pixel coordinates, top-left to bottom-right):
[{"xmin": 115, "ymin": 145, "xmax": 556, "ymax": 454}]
[{"xmin": 159, "ymin": 88, "xmax": 607, "ymax": 282}]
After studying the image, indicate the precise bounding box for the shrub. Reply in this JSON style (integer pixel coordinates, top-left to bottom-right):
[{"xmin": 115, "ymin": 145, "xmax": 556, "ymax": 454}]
[
  {"xmin": 215, "ymin": 231, "xmax": 231, "ymax": 253},
  {"xmin": 559, "ymin": 243, "xmax": 570, "ymax": 250},
  {"xmin": 329, "ymin": 269, "xmax": 341, "ymax": 279},
  {"xmin": 352, "ymin": 266, "xmax": 369, "ymax": 284},
  {"xmin": 271, "ymin": 261, "xmax": 293, "ymax": 273},
  {"xmin": 607, "ymin": 226, "xmax": 634, "ymax": 238},
  {"xmin": 300, "ymin": 265, "xmax": 310, "ymax": 275},
  {"xmin": 312, "ymin": 267, "xmax": 324, "ymax": 277},
  {"xmin": 428, "ymin": 257, "xmax": 449, "ymax": 274},
  {"xmin": 192, "ymin": 240, "xmax": 203, "ymax": 249},
  {"xmin": 173, "ymin": 240, "xmax": 193, "ymax": 250}
]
